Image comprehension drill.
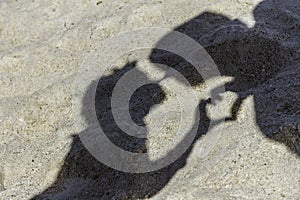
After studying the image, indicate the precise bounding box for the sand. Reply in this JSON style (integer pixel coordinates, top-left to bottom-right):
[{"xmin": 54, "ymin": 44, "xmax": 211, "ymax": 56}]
[{"xmin": 0, "ymin": 0, "xmax": 299, "ymax": 199}]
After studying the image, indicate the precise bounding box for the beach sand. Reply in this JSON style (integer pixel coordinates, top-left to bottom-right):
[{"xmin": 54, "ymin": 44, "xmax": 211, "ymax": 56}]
[{"xmin": 0, "ymin": 0, "xmax": 299, "ymax": 199}]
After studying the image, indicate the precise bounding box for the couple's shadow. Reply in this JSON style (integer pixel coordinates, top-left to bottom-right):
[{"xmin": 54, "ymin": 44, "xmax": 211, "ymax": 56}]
[{"xmin": 33, "ymin": 0, "xmax": 299, "ymax": 199}]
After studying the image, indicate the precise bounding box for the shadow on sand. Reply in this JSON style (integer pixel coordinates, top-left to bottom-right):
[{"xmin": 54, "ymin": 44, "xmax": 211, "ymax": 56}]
[{"xmin": 33, "ymin": 0, "xmax": 299, "ymax": 199}]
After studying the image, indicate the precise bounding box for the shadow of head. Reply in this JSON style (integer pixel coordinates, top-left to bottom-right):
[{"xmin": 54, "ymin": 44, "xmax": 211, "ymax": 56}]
[
  {"xmin": 151, "ymin": 11, "xmax": 290, "ymax": 93},
  {"xmin": 82, "ymin": 61, "xmax": 167, "ymax": 153},
  {"xmin": 32, "ymin": 61, "xmax": 210, "ymax": 199},
  {"xmin": 150, "ymin": 2, "xmax": 299, "ymax": 155}
]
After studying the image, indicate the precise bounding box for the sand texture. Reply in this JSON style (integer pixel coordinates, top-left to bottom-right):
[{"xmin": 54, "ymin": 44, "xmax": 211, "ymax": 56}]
[{"xmin": 0, "ymin": 0, "xmax": 299, "ymax": 199}]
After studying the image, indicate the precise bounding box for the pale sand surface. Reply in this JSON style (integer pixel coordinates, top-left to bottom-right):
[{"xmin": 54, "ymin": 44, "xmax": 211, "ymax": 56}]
[{"xmin": 0, "ymin": 0, "xmax": 299, "ymax": 199}]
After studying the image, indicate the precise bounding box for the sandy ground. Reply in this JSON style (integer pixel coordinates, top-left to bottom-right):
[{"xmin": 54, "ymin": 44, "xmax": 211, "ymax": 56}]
[{"xmin": 0, "ymin": 0, "xmax": 299, "ymax": 199}]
